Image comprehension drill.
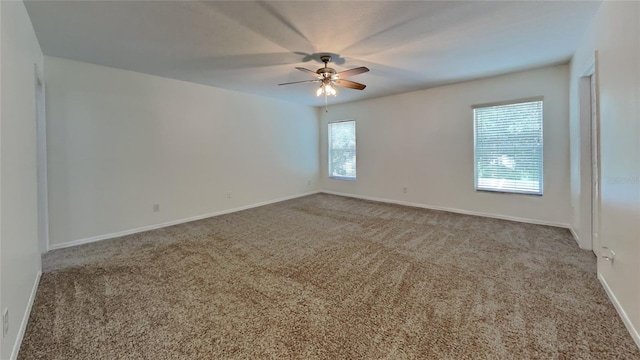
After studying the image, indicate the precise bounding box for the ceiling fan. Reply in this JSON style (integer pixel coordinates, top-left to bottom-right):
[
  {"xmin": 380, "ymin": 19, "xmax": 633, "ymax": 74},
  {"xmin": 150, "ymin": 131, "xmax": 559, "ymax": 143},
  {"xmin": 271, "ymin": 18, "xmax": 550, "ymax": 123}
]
[{"xmin": 278, "ymin": 55, "xmax": 369, "ymax": 111}]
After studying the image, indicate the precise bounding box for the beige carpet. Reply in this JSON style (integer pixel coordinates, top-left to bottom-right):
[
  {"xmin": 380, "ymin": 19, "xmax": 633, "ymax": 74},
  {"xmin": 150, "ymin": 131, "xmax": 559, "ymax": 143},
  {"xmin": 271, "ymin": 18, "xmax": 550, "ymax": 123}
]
[{"xmin": 19, "ymin": 194, "xmax": 640, "ymax": 359}]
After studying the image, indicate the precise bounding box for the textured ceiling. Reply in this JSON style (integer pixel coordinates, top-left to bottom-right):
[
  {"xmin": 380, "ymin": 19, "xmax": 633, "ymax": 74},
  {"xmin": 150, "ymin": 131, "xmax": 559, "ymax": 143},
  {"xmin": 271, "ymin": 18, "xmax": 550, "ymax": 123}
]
[{"xmin": 25, "ymin": 1, "xmax": 601, "ymax": 107}]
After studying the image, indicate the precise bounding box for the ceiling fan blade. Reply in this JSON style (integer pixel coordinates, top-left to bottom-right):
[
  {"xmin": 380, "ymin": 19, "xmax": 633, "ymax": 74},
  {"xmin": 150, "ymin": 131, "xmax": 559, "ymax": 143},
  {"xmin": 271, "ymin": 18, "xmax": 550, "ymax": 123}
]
[
  {"xmin": 295, "ymin": 67, "xmax": 321, "ymax": 78},
  {"xmin": 334, "ymin": 66, "xmax": 369, "ymax": 79},
  {"xmin": 333, "ymin": 79, "xmax": 366, "ymax": 90},
  {"xmin": 278, "ymin": 79, "xmax": 321, "ymax": 86}
]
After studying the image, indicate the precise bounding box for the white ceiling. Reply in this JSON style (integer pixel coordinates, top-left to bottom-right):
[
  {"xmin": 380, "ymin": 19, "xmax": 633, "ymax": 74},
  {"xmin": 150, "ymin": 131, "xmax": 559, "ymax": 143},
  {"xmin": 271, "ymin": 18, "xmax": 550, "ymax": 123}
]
[{"xmin": 25, "ymin": 1, "xmax": 601, "ymax": 107}]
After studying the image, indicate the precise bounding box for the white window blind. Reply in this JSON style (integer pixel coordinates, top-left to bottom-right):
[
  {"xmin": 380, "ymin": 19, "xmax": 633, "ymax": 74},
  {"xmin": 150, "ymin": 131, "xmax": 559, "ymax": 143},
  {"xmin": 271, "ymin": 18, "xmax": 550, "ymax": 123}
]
[
  {"xmin": 328, "ymin": 120, "xmax": 356, "ymax": 180},
  {"xmin": 474, "ymin": 99, "xmax": 543, "ymax": 195}
]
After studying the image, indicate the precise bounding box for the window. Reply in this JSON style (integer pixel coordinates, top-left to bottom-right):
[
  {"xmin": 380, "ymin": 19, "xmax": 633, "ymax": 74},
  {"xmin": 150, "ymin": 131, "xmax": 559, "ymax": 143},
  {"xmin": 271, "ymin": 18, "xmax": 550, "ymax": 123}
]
[
  {"xmin": 474, "ymin": 99, "xmax": 543, "ymax": 195},
  {"xmin": 328, "ymin": 120, "xmax": 356, "ymax": 180}
]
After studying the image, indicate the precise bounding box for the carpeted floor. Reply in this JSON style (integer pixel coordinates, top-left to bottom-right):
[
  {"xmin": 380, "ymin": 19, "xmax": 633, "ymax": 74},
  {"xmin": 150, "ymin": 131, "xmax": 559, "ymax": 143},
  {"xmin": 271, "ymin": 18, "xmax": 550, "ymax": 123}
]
[{"xmin": 19, "ymin": 194, "xmax": 640, "ymax": 359}]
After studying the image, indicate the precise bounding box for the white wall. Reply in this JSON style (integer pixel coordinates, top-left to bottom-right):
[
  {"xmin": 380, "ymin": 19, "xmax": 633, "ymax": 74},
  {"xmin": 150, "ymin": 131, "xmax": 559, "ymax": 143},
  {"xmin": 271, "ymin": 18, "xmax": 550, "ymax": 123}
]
[
  {"xmin": 320, "ymin": 65, "xmax": 571, "ymax": 227},
  {"xmin": 0, "ymin": 1, "xmax": 43, "ymax": 359},
  {"xmin": 45, "ymin": 56, "xmax": 319, "ymax": 248},
  {"xmin": 570, "ymin": 0, "xmax": 640, "ymax": 347}
]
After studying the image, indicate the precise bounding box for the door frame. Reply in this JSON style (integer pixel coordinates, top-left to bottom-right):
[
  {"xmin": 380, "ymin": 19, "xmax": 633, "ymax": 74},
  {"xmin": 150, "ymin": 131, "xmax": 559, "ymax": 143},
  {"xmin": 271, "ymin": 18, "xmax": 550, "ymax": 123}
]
[
  {"xmin": 35, "ymin": 64, "xmax": 49, "ymax": 254},
  {"xmin": 580, "ymin": 53, "xmax": 600, "ymax": 257}
]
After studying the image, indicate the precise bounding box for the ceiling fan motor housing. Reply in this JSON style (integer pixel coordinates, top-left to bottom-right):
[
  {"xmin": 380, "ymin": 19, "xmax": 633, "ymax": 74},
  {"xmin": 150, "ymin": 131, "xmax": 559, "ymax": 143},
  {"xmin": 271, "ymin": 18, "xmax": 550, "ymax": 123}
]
[
  {"xmin": 317, "ymin": 68, "xmax": 336, "ymax": 79},
  {"xmin": 317, "ymin": 55, "xmax": 336, "ymax": 79},
  {"xmin": 316, "ymin": 55, "xmax": 336, "ymax": 79}
]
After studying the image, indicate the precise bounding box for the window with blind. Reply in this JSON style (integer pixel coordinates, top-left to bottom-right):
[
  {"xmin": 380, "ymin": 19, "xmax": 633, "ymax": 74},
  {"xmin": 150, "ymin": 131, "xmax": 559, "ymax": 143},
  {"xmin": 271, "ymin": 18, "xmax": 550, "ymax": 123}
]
[
  {"xmin": 474, "ymin": 99, "xmax": 543, "ymax": 195},
  {"xmin": 328, "ymin": 120, "xmax": 356, "ymax": 180}
]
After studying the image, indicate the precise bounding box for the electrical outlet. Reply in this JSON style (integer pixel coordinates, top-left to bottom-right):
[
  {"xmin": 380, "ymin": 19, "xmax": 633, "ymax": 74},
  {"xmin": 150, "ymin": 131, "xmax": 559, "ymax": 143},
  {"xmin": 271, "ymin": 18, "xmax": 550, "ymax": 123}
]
[
  {"xmin": 226, "ymin": 193, "xmax": 231, "ymax": 199},
  {"xmin": 307, "ymin": 180, "xmax": 312, "ymax": 186},
  {"xmin": 3, "ymin": 308, "xmax": 8, "ymax": 338},
  {"xmin": 403, "ymin": 187, "xmax": 408, "ymax": 194},
  {"xmin": 153, "ymin": 204, "xmax": 160, "ymax": 212}
]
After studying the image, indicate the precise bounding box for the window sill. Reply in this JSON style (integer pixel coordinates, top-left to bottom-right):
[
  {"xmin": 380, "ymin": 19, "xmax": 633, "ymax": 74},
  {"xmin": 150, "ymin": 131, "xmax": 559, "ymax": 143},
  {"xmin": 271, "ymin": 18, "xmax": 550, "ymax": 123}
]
[
  {"xmin": 476, "ymin": 188, "xmax": 543, "ymax": 196},
  {"xmin": 329, "ymin": 176, "xmax": 356, "ymax": 182}
]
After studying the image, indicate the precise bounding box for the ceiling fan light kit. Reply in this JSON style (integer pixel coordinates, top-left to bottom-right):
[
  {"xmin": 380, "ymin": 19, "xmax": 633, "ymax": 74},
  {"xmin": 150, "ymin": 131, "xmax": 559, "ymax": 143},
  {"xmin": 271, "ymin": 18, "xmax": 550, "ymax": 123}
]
[
  {"xmin": 279, "ymin": 54, "xmax": 369, "ymax": 112},
  {"xmin": 316, "ymin": 83, "xmax": 336, "ymax": 97}
]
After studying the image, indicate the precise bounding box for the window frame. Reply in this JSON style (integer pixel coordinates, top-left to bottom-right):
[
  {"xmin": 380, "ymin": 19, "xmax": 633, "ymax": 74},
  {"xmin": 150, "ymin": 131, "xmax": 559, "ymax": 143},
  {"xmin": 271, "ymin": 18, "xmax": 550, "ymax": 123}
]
[
  {"xmin": 472, "ymin": 97, "xmax": 544, "ymax": 196},
  {"xmin": 328, "ymin": 119, "xmax": 357, "ymax": 181}
]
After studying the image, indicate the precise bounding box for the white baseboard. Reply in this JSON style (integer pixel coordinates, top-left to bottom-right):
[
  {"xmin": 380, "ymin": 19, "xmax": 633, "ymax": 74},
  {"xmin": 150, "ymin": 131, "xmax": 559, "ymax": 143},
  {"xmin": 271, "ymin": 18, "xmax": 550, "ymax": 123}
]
[
  {"xmin": 569, "ymin": 225, "xmax": 594, "ymax": 251},
  {"xmin": 11, "ymin": 271, "xmax": 42, "ymax": 360},
  {"xmin": 49, "ymin": 191, "xmax": 320, "ymax": 251},
  {"xmin": 569, "ymin": 227, "xmax": 581, "ymax": 246},
  {"xmin": 320, "ymin": 191, "xmax": 571, "ymax": 229},
  {"xmin": 598, "ymin": 273, "xmax": 640, "ymax": 349},
  {"xmin": 50, "ymin": 190, "xmax": 573, "ymax": 251}
]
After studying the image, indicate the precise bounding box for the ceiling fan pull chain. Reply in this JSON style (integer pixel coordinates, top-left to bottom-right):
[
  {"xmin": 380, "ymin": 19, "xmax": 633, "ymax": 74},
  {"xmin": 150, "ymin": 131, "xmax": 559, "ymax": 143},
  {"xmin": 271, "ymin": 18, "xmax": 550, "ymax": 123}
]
[{"xmin": 325, "ymin": 93, "xmax": 329, "ymax": 112}]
